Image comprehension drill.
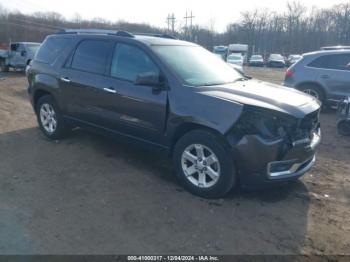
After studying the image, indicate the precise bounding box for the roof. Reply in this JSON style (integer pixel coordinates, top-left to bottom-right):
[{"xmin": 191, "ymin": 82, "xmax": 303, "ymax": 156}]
[
  {"xmin": 321, "ymin": 46, "xmax": 350, "ymax": 50},
  {"xmin": 133, "ymin": 35, "xmax": 195, "ymax": 46},
  {"xmin": 303, "ymin": 49, "xmax": 350, "ymax": 57},
  {"xmin": 54, "ymin": 29, "xmax": 195, "ymax": 46},
  {"xmin": 11, "ymin": 42, "xmax": 41, "ymax": 45}
]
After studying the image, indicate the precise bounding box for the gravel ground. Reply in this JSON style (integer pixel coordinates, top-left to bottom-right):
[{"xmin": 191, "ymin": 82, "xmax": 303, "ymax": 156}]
[{"xmin": 0, "ymin": 69, "xmax": 349, "ymax": 255}]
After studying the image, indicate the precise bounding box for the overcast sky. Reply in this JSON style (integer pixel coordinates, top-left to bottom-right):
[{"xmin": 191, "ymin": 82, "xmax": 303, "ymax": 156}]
[{"xmin": 0, "ymin": 0, "xmax": 348, "ymax": 32}]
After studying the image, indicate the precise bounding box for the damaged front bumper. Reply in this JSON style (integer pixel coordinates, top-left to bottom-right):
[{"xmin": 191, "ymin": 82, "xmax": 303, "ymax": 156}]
[{"xmin": 227, "ymin": 128, "xmax": 321, "ymax": 188}]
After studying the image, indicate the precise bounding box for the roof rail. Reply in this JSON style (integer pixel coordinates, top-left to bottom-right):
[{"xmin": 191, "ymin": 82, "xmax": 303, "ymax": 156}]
[
  {"xmin": 321, "ymin": 46, "xmax": 350, "ymax": 50},
  {"xmin": 56, "ymin": 29, "xmax": 134, "ymax": 38},
  {"xmin": 134, "ymin": 33, "xmax": 177, "ymax": 39},
  {"xmin": 55, "ymin": 29, "xmax": 177, "ymax": 40}
]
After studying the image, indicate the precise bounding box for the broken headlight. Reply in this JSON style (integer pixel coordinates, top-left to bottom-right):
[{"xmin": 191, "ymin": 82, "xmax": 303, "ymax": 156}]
[{"xmin": 233, "ymin": 106, "xmax": 298, "ymax": 140}]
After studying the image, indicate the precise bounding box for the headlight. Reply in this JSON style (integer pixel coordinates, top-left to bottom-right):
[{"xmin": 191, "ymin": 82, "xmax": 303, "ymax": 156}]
[{"xmin": 234, "ymin": 106, "xmax": 298, "ymax": 140}]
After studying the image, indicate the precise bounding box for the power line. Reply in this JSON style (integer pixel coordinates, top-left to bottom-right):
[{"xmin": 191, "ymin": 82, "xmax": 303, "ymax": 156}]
[
  {"xmin": 8, "ymin": 18, "xmax": 62, "ymax": 30},
  {"xmin": 0, "ymin": 21, "xmax": 56, "ymax": 33}
]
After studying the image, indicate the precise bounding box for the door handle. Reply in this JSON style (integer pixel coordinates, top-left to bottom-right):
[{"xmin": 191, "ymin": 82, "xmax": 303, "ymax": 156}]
[
  {"xmin": 103, "ymin": 87, "xmax": 117, "ymax": 94},
  {"xmin": 60, "ymin": 77, "xmax": 71, "ymax": 83},
  {"xmin": 321, "ymin": 75, "xmax": 329, "ymax": 79}
]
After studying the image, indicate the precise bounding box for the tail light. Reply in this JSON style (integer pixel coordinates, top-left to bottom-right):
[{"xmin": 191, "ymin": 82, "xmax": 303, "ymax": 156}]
[{"xmin": 285, "ymin": 69, "xmax": 294, "ymax": 79}]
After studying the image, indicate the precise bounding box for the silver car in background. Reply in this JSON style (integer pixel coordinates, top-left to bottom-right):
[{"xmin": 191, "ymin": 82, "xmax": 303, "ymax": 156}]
[
  {"xmin": 284, "ymin": 50, "xmax": 350, "ymax": 105},
  {"xmin": 226, "ymin": 54, "xmax": 244, "ymax": 73}
]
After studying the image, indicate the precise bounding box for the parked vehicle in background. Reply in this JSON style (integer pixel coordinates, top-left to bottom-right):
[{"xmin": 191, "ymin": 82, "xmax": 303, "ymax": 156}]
[
  {"xmin": 227, "ymin": 44, "xmax": 248, "ymax": 63},
  {"xmin": 213, "ymin": 45, "xmax": 227, "ymax": 60},
  {"xmin": 0, "ymin": 42, "xmax": 41, "ymax": 72},
  {"xmin": 284, "ymin": 50, "xmax": 350, "ymax": 105},
  {"xmin": 27, "ymin": 29, "xmax": 321, "ymax": 198},
  {"xmin": 286, "ymin": 54, "xmax": 302, "ymax": 67},
  {"xmin": 321, "ymin": 46, "xmax": 350, "ymax": 51},
  {"xmin": 227, "ymin": 53, "xmax": 243, "ymax": 66},
  {"xmin": 227, "ymin": 54, "xmax": 244, "ymax": 73},
  {"xmin": 267, "ymin": 54, "xmax": 286, "ymax": 68},
  {"xmin": 249, "ymin": 55, "xmax": 264, "ymax": 67}
]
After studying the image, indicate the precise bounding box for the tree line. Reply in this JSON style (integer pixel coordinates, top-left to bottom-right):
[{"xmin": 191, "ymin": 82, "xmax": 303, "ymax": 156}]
[{"xmin": 0, "ymin": 1, "xmax": 349, "ymax": 56}]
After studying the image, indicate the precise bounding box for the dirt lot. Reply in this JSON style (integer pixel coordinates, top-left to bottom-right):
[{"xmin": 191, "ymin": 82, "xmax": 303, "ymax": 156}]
[{"xmin": 0, "ymin": 68, "xmax": 349, "ymax": 255}]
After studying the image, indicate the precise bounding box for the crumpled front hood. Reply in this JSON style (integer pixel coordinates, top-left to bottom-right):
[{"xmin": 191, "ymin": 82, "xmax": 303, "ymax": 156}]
[{"xmin": 198, "ymin": 79, "xmax": 321, "ymax": 118}]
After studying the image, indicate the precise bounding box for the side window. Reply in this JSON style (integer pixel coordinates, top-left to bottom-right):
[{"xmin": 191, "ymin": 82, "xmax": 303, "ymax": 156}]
[
  {"xmin": 11, "ymin": 44, "xmax": 18, "ymax": 52},
  {"xmin": 328, "ymin": 54, "xmax": 350, "ymax": 70},
  {"xmin": 308, "ymin": 56, "xmax": 329, "ymax": 69},
  {"xmin": 309, "ymin": 54, "xmax": 350, "ymax": 70},
  {"xmin": 35, "ymin": 37, "xmax": 73, "ymax": 64},
  {"xmin": 16, "ymin": 44, "xmax": 24, "ymax": 52},
  {"xmin": 110, "ymin": 43, "xmax": 159, "ymax": 81},
  {"xmin": 71, "ymin": 40, "xmax": 112, "ymax": 75}
]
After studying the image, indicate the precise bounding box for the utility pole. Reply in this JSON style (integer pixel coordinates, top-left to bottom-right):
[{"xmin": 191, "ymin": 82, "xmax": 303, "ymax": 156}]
[
  {"xmin": 166, "ymin": 14, "xmax": 170, "ymax": 32},
  {"xmin": 166, "ymin": 13, "xmax": 176, "ymax": 34},
  {"xmin": 184, "ymin": 11, "xmax": 194, "ymax": 40}
]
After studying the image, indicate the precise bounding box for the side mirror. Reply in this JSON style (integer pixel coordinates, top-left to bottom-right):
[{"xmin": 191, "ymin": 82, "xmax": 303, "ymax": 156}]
[
  {"xmin": 135, "ymin": 72, "xmax": 165, "ymax": 89},
  {"xmin": 21, "ymin": 50, "xmax": 27, "ymax": 57}
]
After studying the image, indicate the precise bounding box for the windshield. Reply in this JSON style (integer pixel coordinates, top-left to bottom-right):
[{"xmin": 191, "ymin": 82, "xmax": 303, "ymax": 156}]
[
  {"xmin": 251, "ymin": 55, "xmax": 262, "ymax": 59},
  {"xmin": 26, "ymin": 44, "xmax": 41, "ymax": 53},
  {"xmin": 270, "ymin": 54, "xmax": 283, "ymax": 60},
  {"xmin": 227, "ymin": 55, "xmax": 242, "ymax": 60},
  {"xmin": 152, "ymin": 45, "xmax": 242, "ymax": 86},
  {"xmin": 214, "ymin": 50, "xmax": 226, "ymax": 55}
]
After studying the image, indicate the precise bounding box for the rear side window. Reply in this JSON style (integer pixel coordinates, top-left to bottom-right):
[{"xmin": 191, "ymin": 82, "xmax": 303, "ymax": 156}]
[
  {"xmin": 308, "ymin": 54, "xmax": 350, "ymax": 70},
  {"xmin": 35, "ymin": 37, "xmax": 72, "ymax": 64},
  {"xmin": 10, "ymin": 44, "xmax": 19, "ymax": 51},
  {"xmin": 71, "ymin": 40, "xmax": 113, "ymax": 75},
  {"xmin": 110, "ymin": 43, "xmax": 159, "ymax": 81}
]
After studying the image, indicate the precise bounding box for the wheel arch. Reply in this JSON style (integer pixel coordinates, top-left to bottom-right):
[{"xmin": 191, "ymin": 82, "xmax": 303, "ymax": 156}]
[
  {"xmin": 33, "ymin": 89, "xmax": 53, "ymax": 111},
  {"xmin": 169, "ymin": 122, "xmax": 230, "ymax": 157},
  {"xmin": 296, "ymin": 81, "xmax": 326, "ymax": 94}
]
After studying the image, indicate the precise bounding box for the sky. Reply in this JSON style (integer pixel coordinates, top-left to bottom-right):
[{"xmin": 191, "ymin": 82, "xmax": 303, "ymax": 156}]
[{"xmin": 0, "ymin": 0, "xmax": 348, "ymax": 32}]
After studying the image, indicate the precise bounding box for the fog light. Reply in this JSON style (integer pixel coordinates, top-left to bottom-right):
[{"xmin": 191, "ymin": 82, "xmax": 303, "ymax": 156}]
[{"xmin": 269, "ymin": 161, "xmax": 296, "ymax": 173}]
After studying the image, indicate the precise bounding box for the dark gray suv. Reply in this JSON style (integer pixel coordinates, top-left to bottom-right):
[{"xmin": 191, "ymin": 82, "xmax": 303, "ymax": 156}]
[
  {"xmin": 284, "ymin": 50, "xmax": 350, "ymax": 105},
  {"xmin": 27, "ymin": 29, "xmax": 321, "ymax": 198}
]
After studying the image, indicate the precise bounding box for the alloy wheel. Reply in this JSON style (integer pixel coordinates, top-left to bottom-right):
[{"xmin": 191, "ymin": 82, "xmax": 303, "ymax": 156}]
[
  {"xmin": 39, "ymin": 103, "xmax": 57, "ymax": 134},
  {"xmin": 181, "ymin": 144, "xmax": 221, "ymax": 188},
  {"xmin": 303, "ymin": 89, "xmax": 319, "ymax": 100}
]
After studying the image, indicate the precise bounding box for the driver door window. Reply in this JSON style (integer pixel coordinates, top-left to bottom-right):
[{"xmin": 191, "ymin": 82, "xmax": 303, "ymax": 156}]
[{"xmin": 110, "ymin": 43, "xmax": 159, "ymax": 81}]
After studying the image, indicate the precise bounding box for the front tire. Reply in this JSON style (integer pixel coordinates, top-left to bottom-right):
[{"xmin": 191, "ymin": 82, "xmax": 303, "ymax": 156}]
[
  {"xmin": 173, "ymin": 129, "xmax": 236, "ymax": 198},
  {"xmin": 36, "ymin": 95, "xmax": 70, "ymax": 139}
]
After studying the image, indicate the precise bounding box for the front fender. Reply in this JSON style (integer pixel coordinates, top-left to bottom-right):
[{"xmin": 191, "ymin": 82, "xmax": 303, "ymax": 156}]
[{"xmin": 166, "ymin": 87, "xmax": 244, "ymax": 143}]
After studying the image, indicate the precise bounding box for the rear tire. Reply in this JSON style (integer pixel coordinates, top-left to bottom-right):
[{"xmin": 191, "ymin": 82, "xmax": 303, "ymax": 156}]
[
  {"xmin": 298, "ymin": 84, "xmax": 325, "ymax": 104},
  {"xmin": 337, "ymin": 120, "xmax": 350, "ymax": 136},
  {"xmin": 36, "ymin": 95, "xmax": 70, "ymax": 140},
  {"xmin": 173, "ymin": 129, "xmax": 236, "ymax": 199}
]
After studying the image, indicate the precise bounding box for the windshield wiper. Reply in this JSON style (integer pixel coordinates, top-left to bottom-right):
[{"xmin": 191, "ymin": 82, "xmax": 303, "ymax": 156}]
[
  {"xmin": 200, "ymin": 82, "xmax": 225, "ymax": 86},
  {"xmin": 234, "ymin": 74, "xmax": 252, "ymax": 82},
  {"xmin": 199, "ymin": 76, "xmax": 251, "ymax": 86}
]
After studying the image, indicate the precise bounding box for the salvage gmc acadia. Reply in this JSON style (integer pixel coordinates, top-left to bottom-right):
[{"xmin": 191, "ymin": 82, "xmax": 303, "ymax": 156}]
[{"xmin": 27, "ymin": 29, "xmax": 321, "ymax": 198}]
